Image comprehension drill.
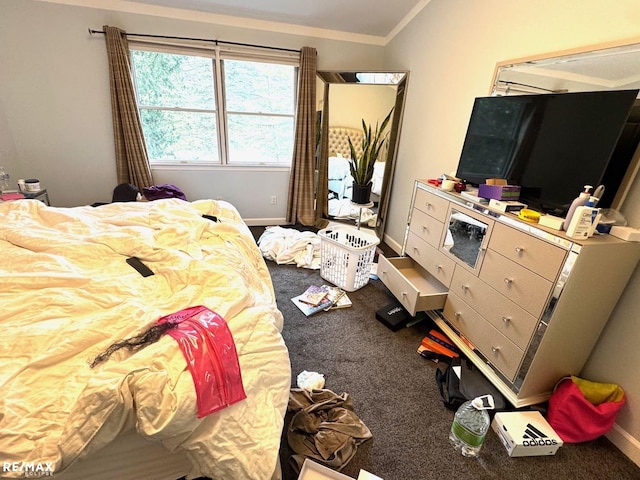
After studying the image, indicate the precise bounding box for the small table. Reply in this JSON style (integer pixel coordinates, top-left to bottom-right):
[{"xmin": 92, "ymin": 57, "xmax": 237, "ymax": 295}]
[
  {"xmin": 350, "ymin": 201, "xmax": 374, "ymax": 230},
  {"xmin": 23, "ymin": 189, "xmax": 51, "ymax": 206}
]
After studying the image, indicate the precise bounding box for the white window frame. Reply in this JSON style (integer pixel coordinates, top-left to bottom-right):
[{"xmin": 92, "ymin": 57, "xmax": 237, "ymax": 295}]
[{"xmin": 130, "ymin": 40, "xmax": 299, "ymax": 169}]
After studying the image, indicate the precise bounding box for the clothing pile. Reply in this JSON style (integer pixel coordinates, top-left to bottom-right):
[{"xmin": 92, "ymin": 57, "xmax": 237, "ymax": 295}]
[
  {"xmin": 257, "ymin": 226, "xmax": 321, "ymax": 269},
  {"xmin": 287, "ymin": 388, "xmax": 372, "ymax": 472},
  {"xmin": 328, "ymin": 198, "xmax": 377, "ymax": 227}
]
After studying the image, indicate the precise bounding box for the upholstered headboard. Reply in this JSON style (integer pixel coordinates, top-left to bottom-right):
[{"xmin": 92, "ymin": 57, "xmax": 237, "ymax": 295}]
[{"xmin": 328, "ymin": 126, "xmax": 364, "ymax": 158}]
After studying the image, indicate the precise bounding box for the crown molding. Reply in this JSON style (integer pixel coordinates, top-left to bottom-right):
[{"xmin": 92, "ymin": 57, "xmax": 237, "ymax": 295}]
[{"xmin": 35, "ymin": 0, "xmax": 394, "ymax": 46}]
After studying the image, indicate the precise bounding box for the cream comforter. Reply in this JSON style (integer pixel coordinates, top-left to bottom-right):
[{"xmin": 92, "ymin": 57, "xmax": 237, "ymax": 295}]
[{"xmin": 0, "ymin": 199, "xmax": 291, "ymax": 479}]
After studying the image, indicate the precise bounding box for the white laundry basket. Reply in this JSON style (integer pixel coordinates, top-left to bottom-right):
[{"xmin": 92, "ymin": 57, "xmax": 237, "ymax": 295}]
[{"xmin": 318, "ymin": 226, "xmax": 380, "ymax": 292}]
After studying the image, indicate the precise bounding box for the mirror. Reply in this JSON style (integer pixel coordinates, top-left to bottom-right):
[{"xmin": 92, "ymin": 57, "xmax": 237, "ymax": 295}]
[
  {"xmin": 491, "ymin": 39, "xmax": 640, "ymax": 209},
  {"xmin": 316, "ymin": 70, "xmax": 409, "ymax": 239},
  {"xmin": 442, "ymin": 208, "xmax": 490, "ymax": 271},
  {"xmin": 492, "ymin": 39, "xmax": 640, "ymax": 96}
]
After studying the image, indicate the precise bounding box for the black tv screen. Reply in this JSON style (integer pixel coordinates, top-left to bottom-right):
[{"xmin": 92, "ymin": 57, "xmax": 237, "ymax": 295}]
[{"xmin": 456, "ymin": 90, "xmax": 639, "ymax": 216}]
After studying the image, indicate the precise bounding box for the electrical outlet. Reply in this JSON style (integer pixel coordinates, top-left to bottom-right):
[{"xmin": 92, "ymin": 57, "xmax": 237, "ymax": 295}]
[{"xmin": 270, "ymin": 195, "xmax": 277, "ymax": 205}]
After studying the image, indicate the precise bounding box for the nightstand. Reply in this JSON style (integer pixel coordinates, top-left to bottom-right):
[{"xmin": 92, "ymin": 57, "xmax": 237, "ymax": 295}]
[{"xmin": 23, "ymin": 189, "xmax": 50, "ymax": 206}]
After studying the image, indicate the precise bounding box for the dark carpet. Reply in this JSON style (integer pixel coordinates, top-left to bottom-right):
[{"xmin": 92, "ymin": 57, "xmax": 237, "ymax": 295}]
[{"xmin": 255, "ymin": 228, "xmax": 640, "ymax": 480}]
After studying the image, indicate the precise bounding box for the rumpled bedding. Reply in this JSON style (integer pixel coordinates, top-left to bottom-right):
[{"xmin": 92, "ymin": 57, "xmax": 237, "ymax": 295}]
[
  {"xmin": 0, "ymin": 198, "xmax": 291, "ymax": 479},
  {"xmin": 327, "ymin": 198, "xmax": 377, "ymax": 227}
]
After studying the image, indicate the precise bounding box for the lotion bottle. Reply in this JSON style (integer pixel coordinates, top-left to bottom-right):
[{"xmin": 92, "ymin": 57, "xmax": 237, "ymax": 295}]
[
  {"xmin": 566, "ymin": 196, "xmax": 600, "ymax": 239},
  {"xmin": 584, "ymin": 196, "xmax": 602, "ymax": 237},
  {"xmin": 562, "ymin": 185, "xmax": 592, "ymax": 231}
]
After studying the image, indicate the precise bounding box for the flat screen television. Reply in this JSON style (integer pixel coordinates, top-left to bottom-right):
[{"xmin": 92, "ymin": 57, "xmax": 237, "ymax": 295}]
[{"xmin": 455, "ymin": 90, "xmax": 640, "ymax": 216}]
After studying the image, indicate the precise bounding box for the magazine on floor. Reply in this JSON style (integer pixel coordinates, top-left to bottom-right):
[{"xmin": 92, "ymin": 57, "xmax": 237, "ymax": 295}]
[{"xmin": 291, "ymin": 285, "xmax": 351, "ymax": 316}]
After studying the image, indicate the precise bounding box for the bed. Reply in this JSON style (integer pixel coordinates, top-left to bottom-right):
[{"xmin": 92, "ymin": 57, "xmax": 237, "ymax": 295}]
[{"xmin": 0, "ymin": 198, "xmax": 291, "ymax": 480}]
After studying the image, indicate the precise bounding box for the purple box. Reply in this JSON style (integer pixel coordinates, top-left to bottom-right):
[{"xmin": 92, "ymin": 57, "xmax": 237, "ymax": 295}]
[{"xmin": 478, "ymin": 184, "xmax": 521, "ymax": 201}]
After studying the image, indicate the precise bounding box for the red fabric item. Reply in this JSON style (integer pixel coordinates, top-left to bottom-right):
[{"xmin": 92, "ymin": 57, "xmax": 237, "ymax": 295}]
[
  {"xmin": 547, "ymin": 378, "xmax": 625, "ymax": 443},
  {"xmin": 157, "ymin": 306, "xmax": 246, "ymax": 417}
]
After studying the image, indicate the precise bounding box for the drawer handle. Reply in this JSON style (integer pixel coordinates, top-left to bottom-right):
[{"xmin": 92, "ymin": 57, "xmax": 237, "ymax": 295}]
[
  {"xmin": 425, "ymin": 202, "xmax": 433, "ymax": 209},
  {"xmin": 461, "ymin": 284, "xmax": 470, "ymax": 292},
  {"xmin": 502, "ymin": 316, "xmax": 512, "ymax": 324},
  {"xmin": 515, "ymin": 246, "xmax": 525, "ymax": 254},
  {"xmin": 421, "ymin": 225, "xmax": 429, "ymax": 233},
  {"xmin": 436, "ymin": 264, "xmax": 443, "ymax": 271},
  {"xmin": 454, "ymin": 311, "xmax": 461, "ymax": 319},
  {"xmin": 413, "ymin": 247, "xmax": 420, "ymax": 255},
  {"xmin": 504, "ymin": 277, "xmax": 513, "ymax": 286},
  {"xmin": 401, "ymin": 291, "xmax": 407, "ymax": 298},
  {"xmin": 491, "ymin": 346, "xmax": 500, "ymax": 353}
]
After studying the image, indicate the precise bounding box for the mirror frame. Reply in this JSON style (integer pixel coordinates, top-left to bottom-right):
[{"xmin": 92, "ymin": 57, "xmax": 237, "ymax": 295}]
[
  {"xmin": 316, "ymin": 70, "xmax": 409, "ymax": 239},
  {"xmin": 491, "ymin": 36, "xmax": 640, "ymax": 96},
  {"xmin": 490, "ymin": 37, "xmax": 640, "ymax": 210}
]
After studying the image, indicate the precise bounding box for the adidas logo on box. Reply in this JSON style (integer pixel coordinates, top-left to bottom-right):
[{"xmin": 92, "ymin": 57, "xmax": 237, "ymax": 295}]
[{"xmin": 491, "ymin": 411, "xmax": 563, "ymax": 457}]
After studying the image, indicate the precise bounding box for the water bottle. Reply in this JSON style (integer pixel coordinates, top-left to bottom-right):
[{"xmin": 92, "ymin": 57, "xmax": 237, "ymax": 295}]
[
  {"xmin": 0, "ymin": 167, "xmax": 10, "ymax": 193},
  {"xmin": 449, "ymin": 395, "xmax": 494, "ymax": 457}
]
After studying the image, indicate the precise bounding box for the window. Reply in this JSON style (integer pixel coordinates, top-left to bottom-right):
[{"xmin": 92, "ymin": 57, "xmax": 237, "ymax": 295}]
[{"xmin": 130, "ymin": 45, "xmax": 298, "ymax": 167}]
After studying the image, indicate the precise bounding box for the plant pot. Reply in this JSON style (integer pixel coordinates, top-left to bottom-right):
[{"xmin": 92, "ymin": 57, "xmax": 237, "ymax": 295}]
[{"xmin": 351, "ymin": 182, "xmax": 372, "ymax": 204}]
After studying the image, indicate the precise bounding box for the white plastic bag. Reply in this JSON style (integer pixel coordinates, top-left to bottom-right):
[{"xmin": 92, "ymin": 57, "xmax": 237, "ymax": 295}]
[{"xmin": 296, "ymin": 370, "xmax": 325, "ymax": 391}]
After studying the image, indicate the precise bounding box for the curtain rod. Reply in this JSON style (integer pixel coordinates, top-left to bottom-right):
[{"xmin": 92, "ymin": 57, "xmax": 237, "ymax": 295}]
[{"xmin": 88, "ymin": 28, "xmax": 301, "ymax": 54}]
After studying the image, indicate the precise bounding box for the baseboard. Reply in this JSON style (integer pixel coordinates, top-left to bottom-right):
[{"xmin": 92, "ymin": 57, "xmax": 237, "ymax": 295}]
[
  {"xmin": 606, "ymin": 423, "xmax": 640, "ymax": 467},
  {"xmin": 382, "ymin": 233, "xmax": 402, "ymax": 255},
  {"xmin": 245, "ymin": 221, "xmax": 403, "ymax": 255},
  {"xmin": 244, "ymin": 218, "xmax": 288, "ymax": 227}
]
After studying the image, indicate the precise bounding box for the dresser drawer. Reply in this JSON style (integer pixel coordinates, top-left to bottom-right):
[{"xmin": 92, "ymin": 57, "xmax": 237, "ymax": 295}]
[
  {"xmin": 378, "ymin": 255, "xmax": 448, "ymax": 316},
  {"xmin": 406, "ymin": 232, "xmax": 455, "ymax": 287},
  {"xmin": 490, "ymin": 222, "xmax": 566, "ymax": 281},
  {"xmin": 413, "ymin": 187, "xmax": 449, "ymax": 222},
  {"xmin": 450, "ymin": 266, "xmax": 538, "ymax": 350},
  {"xmin": 409, "ymin": 207, "xmax": 444, "ymax": 248},
  {"xmin": 444, "ymin": 293, "xmax": 523, "ymax": 381},
  {"xmin": 480, "ymin": 249, "xmax": 553, "ymax": 318}
]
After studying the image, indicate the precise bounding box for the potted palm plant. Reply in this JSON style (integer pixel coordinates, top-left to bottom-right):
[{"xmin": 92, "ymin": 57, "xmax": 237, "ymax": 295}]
[{"xmin": 348, "ymin": 108, "xmax": 394, "ymax": 204}]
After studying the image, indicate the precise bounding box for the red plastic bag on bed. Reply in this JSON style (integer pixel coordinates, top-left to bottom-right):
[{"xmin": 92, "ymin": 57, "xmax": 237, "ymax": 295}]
[
  {"xmin": 547, "ymin": 376, "xmax": 625, "ymax": 443},
  {"xmin": 157, "ymin": 306, "xmax": 246, "ymax": 417}
]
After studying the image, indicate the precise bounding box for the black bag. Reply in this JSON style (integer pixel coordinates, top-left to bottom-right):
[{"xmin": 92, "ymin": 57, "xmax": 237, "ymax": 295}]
[
  {"xmin": 435, "ymin": 357, "xmax": 507, "ymax": 411},
  {"xmin": 112, "ymin": 183, "xmax": 139, "ymax": 202},
  {"xmin": 435, "ymin": 357, "xmax": 467, "ymax": 411}
]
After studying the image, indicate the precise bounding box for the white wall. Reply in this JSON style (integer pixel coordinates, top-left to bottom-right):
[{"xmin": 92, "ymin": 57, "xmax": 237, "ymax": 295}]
[
  {"xmin": 0, "ymin": 0, "xmax": 384, "ymax": 222},
  {"xmin": 382, "ymin": 0, "xmax": 640, "ymax": 463},
  {"xmin": 328, "ymin": 84, "xmax": 397, "ymax": 130}
]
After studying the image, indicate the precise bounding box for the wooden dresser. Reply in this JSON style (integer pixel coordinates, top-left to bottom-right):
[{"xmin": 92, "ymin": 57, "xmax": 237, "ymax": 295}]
[{"xmin": 378, "ymin": 180, "xmax": 640, "ymax": 407}]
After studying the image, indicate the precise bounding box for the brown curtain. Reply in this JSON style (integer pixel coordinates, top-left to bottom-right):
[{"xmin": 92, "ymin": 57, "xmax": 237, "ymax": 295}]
[
  {"xmin": 286, "ymin": 46, "xmax": 317, "ymax": 226},
  {"xmin": 103, "ymin": 25, "xmax": 154, "ymax": 189}
]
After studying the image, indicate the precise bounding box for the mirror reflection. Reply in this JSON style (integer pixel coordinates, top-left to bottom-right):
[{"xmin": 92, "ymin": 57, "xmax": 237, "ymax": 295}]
[
  {"xmin": 442, "ymin": 209, "xmax": 489, "ymax": 269},
  {"xmin": 316, "ymin": 71, "xmax": 408, "ymax": 238},
  {"xmin": 492, "ymin": 40, "xmax": 640, "ymax": 97}
]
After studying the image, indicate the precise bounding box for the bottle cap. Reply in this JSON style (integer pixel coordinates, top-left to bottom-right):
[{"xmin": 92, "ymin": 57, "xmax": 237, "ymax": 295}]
[
  {"xmin": 580, "ymin": 185, "xmax": 593, "ymax": 197},
  {"xmin": 471, "ymin": 395, "xmax": 495, "ymax": 410},
  {"xmin": 585, "ymin": 196, "xmax": 599, "ymax": 207}
]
